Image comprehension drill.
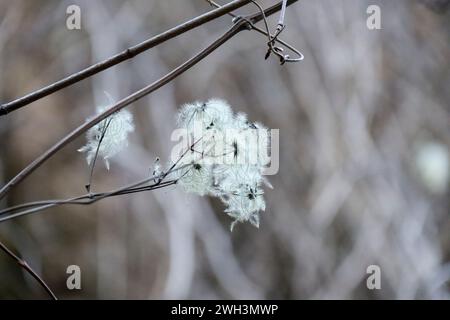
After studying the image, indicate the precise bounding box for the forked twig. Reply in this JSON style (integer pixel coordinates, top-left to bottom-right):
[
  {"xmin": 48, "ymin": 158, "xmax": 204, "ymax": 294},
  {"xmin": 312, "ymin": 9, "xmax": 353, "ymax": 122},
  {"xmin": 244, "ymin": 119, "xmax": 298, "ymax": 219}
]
[
  {"xmin": 0, "ymin": 138, "xmax": 204, "ymax": 222},
  {"xmin": 206, "ymin": 0, "xmax": 304, "ymax": 64},
  {"xmin": 0, "ymin": 179, "xmax": 178, "ymax": 223}
]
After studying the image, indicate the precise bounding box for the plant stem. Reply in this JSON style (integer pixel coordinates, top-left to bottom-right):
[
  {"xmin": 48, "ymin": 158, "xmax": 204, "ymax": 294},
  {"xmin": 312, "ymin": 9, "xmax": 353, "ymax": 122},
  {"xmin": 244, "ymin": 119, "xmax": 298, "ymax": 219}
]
[{"xmin": 0, "ymin": 240, "xmax": 57, "ymax": 300}]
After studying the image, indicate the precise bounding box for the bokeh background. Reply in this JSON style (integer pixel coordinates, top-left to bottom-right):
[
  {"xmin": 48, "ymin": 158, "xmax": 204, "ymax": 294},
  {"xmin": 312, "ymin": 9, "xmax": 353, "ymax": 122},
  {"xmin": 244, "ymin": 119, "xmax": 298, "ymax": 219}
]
[{"xmin": 0, "ymin": 0, "xmax": 449, "ymax": 299}]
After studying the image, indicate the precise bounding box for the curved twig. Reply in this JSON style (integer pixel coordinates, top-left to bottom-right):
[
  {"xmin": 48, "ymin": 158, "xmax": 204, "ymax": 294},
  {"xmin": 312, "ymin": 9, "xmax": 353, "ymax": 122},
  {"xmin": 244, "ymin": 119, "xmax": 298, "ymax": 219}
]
[{"xmin": 206, "ymin": 0, "xmax": 304, "ymax": 63}]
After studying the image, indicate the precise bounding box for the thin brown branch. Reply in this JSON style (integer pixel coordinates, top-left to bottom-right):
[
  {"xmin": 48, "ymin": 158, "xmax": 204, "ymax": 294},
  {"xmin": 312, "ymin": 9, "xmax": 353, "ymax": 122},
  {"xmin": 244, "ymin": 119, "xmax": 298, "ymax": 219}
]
[
  {"xmin": 247, "ymin": 0, "xmax": 297, "ymax": 24},
  {"xmin": 0, "ymin": 162, "xmax": 195, "ymax": 222},
  {"xmin": 0, "ymin": 240, "xmax": 57, "ymax": 300},
  {"xmin": 206, "ymin": 0, "xmax": 303, "ymax": 61},
  {"xmin": 0, "ymin": 0, "xmax": 252, "ymax": 116},
  {"xmin": 0, "ymin": 135, "xmax": 203, "ymax": 221},
  {"xmin": 0, "ymin": 0, "xmax": 299, "ymax": 201},
  {"xmin": 0, "ymin": 180, "xmax": 178, "ymax": 223}
]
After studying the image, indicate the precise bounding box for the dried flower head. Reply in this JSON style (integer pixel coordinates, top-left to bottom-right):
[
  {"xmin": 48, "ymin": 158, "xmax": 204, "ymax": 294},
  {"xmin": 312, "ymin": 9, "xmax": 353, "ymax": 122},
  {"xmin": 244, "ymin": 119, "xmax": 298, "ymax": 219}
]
[
  {"xmin": 178, "ymin": 98, "xmax": 233, "ymax": 133},
  {"xmin": 170, "ymin": 99, "xmax": 272, "ymax": 231},
  {"xmin": 78, "ymin": 102, "xmax": 134, "ymax": 170}
]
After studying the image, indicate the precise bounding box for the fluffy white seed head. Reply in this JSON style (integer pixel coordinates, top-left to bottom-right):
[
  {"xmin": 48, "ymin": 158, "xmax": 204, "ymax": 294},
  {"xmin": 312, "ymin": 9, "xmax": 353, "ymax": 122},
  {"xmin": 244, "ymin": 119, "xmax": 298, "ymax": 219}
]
[
  {"xmin": 224, "ymin": 188, "xmax": 265, "ymax": 231},
  {"xmin": 172, "ymin": 99, "xmax": 272, "ymax": 230},
  {"xmin": 178, "ymin": 98, "xmax": 233, "ymax": 133},
  {"xmin": 78, "ymin": 104, "xmax": 134, "ymax": 170},
  {"xmin": 176, "ymin": 162, "xmax": 214, "ymax": 196}
]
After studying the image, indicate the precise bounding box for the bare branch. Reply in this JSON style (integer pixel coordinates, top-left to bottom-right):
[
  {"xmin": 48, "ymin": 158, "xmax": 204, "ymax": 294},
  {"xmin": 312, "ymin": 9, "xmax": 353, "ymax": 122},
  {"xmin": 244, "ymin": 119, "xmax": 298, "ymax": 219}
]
[
  {"xmin": 278, "ymin": 0, "xmax": 288, "ymax": 28},
  {"xmin": 206, "ymin": 0, "xmax": 304, "ymax": 62},
  {"xmin": 0, "ymin": 179, "xmax": 178, "ymax": 223},
  {"xmin": 0, "ymin": 0, "xmax": 252, "ymax": 116},
  {"xmin": 0, "ymin": 137, "xmax": 204, "ymax": 222},
  {"xmin": 0, "ymin": 240, "xmax": 57, "ymax": 300}
]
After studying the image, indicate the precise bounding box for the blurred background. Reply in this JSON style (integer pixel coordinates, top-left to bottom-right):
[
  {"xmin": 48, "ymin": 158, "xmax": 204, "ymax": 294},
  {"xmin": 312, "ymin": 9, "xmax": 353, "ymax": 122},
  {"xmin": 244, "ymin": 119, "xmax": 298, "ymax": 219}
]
[{"xmin": 0, "ymin": 0, "xmax": 449, "ymax": 299}]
